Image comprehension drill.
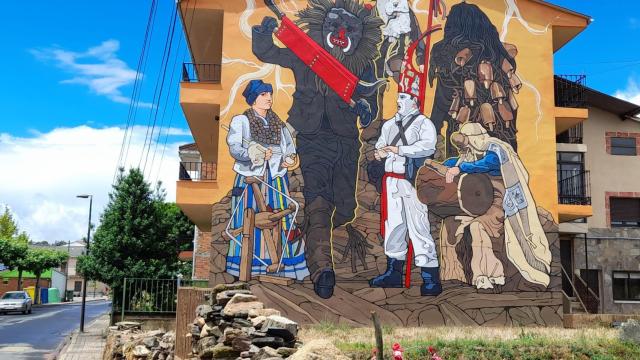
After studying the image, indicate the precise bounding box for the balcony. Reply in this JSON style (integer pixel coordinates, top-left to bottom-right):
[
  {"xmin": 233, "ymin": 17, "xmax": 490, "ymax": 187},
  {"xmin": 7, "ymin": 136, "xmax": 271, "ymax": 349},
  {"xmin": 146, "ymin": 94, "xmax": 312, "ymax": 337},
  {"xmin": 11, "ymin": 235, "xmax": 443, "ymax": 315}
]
[
  {"xmin": 182, "ymin": 63, "xmax": 221, "ymax": 84},
  {"xmin": 176, "ymin": 161, "xmax": 219, "ymax": 232},
  {"xmin": 558, "ymin": 170, "xmax": 593, "ymax": 222},
  {"xmin": 179, "ymin": 161, "xmax": 217, "ymax": 181},
  {"xmin": 556, "ymin": 122, "xmax": 583, "ymax": 144},
  {"xmin": 555, "ymin": 75, "xmax": 589, "ymax": 134}
]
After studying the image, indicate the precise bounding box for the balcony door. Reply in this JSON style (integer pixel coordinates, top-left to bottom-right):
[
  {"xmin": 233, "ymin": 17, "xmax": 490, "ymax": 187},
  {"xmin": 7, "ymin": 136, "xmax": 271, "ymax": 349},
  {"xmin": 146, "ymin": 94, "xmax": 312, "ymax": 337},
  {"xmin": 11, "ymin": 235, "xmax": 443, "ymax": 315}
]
[{"xmin": 557, "ymin": 152, "xmax": 587, "ymax": 204}]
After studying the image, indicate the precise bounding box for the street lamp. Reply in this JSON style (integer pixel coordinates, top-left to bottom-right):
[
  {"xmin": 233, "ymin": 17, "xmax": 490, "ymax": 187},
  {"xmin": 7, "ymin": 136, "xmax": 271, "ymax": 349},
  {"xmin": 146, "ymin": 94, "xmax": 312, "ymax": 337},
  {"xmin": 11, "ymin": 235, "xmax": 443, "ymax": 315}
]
[{"xmin": 76, "ymin": 194, "xmax": 92, "ymax": 333}]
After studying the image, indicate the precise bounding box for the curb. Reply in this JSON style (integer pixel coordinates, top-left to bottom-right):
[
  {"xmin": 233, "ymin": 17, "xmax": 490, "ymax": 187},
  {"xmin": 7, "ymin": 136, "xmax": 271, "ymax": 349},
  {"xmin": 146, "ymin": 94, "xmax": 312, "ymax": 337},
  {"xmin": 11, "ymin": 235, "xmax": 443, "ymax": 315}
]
[{"xmin": 34, "ymin": 298, "xmax": 110, "ymax": 308}]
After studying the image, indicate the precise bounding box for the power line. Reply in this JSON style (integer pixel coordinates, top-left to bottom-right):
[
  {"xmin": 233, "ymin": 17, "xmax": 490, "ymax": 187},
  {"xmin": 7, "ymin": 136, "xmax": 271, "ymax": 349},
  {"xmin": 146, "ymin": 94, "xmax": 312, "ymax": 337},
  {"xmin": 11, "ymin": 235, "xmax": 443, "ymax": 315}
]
[
  {"xmin": 139, "ymin": 2, "xmax": 179, "ymax": 174},
  {"xmin": 113, "ymin": 0, "xmax": 158, "ymax": 183}
]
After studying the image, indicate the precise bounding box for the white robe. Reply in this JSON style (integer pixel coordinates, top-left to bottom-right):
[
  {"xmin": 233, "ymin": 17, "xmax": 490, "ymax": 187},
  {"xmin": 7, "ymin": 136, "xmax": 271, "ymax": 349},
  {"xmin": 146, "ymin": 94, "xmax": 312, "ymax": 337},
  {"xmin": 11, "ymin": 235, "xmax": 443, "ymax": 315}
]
[{"xmin": 376, "ymin": 110, "xmax": 438, "ymax": 267}]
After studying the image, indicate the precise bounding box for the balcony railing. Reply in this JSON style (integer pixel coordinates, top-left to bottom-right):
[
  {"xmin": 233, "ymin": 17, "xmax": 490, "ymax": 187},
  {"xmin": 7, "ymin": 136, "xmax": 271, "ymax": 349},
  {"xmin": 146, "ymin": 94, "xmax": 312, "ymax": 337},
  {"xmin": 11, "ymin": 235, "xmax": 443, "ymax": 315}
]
[
  {"xmin": 555, "ymin": 74, "xmax": 587, "ymax": 108},
  {"xmin": 556, "ymin": 122, "xmax": 583, "ymax": 144},
  {"xmin": 179, "ymin": 161, "xmax": 217, "ymax": 181},
  {"xmin": 558, "ymin": 170, "xmax": 591, "ymax": 205},
  {"xmin": 182, "ymin": 63, "xmax": 221, "ymax": 83}
]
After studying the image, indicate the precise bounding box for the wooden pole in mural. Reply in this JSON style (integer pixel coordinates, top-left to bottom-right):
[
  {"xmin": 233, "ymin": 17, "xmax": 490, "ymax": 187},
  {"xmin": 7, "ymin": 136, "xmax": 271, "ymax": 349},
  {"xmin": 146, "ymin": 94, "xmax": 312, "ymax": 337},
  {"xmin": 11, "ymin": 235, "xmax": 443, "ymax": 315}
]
[
  {"xmin": 406, "ymin": 0, "xmax": 439, "ymax": 289},
  {"xmin": 371, "ymin": 311, "xmax": 384, "ymax": 360}
]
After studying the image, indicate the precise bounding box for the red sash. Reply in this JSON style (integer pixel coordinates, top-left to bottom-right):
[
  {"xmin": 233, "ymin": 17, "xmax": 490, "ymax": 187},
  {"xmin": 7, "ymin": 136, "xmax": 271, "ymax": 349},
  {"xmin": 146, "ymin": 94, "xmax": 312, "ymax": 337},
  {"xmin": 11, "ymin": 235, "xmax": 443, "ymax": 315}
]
[{"xmin": 380, "ymin": 172, "xmax": 413, "ymax": 288}]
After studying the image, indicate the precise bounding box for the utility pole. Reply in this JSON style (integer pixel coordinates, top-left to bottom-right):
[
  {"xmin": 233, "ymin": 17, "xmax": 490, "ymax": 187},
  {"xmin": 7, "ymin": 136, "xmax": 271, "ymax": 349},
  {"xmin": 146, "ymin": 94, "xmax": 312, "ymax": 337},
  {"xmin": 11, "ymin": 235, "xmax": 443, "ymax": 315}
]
[{"xmin": 76, "ymin": 194, "xmax": 93, "ymax": 333}]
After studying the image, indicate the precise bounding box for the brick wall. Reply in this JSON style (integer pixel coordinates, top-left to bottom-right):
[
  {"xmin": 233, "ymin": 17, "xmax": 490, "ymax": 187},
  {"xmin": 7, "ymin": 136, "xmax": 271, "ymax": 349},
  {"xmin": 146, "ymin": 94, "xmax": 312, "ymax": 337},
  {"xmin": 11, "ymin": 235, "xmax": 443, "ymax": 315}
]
[
  {"xmin": 604, "ymin": 191, "xmax": 640, "ymax": 227},
  {"xmin": 193, "ymin": 230, "xmax": 212, "ymax": 280},
  {"xmin": 0, "ymin": 278, "xmax": 51, "ymax": 297},
  {"xmin": 605, "ymin": 131, "xmax": 640, "ymax": 155}
]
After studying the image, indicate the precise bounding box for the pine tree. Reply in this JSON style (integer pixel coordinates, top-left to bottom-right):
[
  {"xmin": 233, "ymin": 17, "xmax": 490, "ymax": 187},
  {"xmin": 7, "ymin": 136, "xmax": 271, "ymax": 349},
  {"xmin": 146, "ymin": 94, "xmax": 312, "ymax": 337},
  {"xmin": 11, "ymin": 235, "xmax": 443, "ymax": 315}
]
[{"xmin": 77, "ymin": 168, "xmax": 181, "ymax": 297}]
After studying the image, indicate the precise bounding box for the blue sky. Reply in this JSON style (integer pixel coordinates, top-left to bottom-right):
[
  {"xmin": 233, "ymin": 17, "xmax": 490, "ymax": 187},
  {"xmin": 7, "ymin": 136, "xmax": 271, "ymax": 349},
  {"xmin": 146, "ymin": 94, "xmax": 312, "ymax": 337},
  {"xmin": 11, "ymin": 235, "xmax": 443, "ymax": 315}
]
[{"xmin": 0, "ymin": 0, "xmax": 638, "ymax": 243}]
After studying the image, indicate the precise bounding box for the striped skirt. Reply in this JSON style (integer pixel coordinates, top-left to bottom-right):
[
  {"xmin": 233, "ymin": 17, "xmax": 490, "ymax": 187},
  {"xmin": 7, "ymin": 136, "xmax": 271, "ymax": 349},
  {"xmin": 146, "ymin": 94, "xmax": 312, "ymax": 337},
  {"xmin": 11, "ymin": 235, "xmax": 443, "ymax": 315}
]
[{"xmin": 225, "ymin": 170, "xmax": 309, "ymax": 280}]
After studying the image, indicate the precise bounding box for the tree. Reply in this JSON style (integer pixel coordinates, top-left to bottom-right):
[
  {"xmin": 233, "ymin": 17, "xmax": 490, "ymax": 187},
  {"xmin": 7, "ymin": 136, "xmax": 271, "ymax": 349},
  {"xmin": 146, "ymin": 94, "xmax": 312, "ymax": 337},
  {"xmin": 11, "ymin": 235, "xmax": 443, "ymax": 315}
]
[
  {"xmin": 0, "ymin": 206, "xmax": 30, "ymax": 290},
  {"xmin": 77, "ymin": 168, "xmax": 183, "ymax": 304},
  {"xmin": 21, "ymin": 248, "xmax": 68, "ymax": 304},
  {"xmin": 158, "ymin": 202, "xmax": 195, "ymax": 251}
]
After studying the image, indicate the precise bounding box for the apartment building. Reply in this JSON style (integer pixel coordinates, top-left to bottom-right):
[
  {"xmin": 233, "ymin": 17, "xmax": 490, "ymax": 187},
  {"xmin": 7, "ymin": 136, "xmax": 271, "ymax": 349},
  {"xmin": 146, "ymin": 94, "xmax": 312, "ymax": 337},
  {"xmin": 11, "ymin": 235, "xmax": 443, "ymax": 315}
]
[
  {"xmin": 174, "ymin": 0, "xmax": 597, "ymax": 326},
  {"xmin": 556, "ymin": 81, "xmax": 640, "ymax": 314}
]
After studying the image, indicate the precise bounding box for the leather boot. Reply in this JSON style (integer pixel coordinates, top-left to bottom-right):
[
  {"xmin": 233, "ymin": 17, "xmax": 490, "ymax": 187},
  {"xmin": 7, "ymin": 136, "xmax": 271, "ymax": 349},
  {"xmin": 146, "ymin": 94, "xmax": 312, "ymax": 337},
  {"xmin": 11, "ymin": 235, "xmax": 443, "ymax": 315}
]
[
  {"xmin": 303, "ymin": 197, "xmax": 336, "ymax": 298},
  {"xmin": 369, "ymin": 257, "xmax": 405, "ymax": 288},
  {"xmin": 420, "ymin": 267, "xmax": 443, "ymax": 296}
]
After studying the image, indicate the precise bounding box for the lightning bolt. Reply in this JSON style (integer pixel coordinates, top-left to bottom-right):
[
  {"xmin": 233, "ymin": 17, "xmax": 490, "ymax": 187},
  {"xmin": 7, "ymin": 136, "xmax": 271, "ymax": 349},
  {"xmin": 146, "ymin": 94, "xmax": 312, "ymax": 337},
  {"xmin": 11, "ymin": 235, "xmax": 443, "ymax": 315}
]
[{"xmin": 501, "ymin": 0, "xmax": 553, "ymax": 41}]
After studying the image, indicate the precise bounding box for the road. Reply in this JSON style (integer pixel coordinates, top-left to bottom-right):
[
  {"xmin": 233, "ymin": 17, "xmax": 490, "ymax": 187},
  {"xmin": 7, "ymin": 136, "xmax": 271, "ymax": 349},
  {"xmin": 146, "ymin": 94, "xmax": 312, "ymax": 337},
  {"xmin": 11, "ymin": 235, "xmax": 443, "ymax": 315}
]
[{"xmin": 0, "ymin": 300, "xmax": 111, "ymax": 360}]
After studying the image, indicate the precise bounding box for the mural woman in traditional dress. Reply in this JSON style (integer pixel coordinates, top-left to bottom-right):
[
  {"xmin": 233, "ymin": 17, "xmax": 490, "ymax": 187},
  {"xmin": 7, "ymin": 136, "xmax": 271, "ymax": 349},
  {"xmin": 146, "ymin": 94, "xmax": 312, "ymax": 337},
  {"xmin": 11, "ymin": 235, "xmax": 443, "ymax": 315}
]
[{"xmin": 225, "ymin": 79, "xmax": 309, "ymax": 280}]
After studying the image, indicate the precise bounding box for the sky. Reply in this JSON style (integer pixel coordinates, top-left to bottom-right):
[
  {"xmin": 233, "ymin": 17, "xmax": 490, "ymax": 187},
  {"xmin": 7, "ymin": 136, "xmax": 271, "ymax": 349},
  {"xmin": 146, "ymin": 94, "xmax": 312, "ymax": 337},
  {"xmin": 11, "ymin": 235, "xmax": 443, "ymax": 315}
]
[{"xmin": 0, "ymin": 0, "xmax": 638, "ymax": 243}]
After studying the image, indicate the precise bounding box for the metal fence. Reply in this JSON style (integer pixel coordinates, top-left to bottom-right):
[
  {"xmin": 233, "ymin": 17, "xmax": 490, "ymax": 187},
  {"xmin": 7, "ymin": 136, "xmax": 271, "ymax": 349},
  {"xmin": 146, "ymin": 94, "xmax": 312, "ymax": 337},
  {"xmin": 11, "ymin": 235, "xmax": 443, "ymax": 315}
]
[
  {"xmin": 555, "ymin": 74, "xmax": 587, "ymax": 108},
  {"xmin": 118, "ymin": 278, "xmax": 209, "ymax": 320},
  {"xmin": 179, "ymin": 161, "xmax": 217, "ymax": 181},
  {"xmin": 558, "ymin": 170, "xmax": 591, "ymax": 205},
  {"xmin": 182, "ymin": 63, "xmax": 222, "ymax": 83}
]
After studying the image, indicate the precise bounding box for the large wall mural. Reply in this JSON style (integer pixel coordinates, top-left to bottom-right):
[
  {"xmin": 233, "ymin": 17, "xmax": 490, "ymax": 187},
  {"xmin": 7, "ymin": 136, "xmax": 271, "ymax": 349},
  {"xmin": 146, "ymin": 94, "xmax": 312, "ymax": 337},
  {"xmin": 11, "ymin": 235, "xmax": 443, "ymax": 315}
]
[{"xmin": 209, "ymin": 0, "xmax": 563, "ymax": 327}]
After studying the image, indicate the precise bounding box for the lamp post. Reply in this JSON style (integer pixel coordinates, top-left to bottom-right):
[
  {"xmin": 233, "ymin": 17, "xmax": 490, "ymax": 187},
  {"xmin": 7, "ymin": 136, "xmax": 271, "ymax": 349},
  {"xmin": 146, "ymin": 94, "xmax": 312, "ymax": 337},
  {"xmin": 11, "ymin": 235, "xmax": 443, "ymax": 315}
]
[{"xmin": 77, "ymin": 194, "xmax": 92, "ymax": 333}]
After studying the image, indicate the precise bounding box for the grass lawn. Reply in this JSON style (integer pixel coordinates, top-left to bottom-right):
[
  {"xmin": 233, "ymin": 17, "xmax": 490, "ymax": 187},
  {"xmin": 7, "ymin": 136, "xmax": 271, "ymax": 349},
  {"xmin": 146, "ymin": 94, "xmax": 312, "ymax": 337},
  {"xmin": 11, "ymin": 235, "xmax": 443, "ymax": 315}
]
[{"xmin": 299, "ymin": 323, "xmax": 640, "ymax": 359}]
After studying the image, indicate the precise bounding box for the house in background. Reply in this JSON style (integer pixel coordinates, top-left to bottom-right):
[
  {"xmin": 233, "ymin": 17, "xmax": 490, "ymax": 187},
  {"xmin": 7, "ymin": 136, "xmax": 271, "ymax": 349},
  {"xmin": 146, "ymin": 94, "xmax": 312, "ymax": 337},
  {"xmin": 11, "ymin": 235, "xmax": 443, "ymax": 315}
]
[
  {"xmin": 55, "ymin": 241, "xmax": 109, "ymax": 298},
  {"xmin": 556, "ymin": 78, "xmax": 640, "ymax": 314}
]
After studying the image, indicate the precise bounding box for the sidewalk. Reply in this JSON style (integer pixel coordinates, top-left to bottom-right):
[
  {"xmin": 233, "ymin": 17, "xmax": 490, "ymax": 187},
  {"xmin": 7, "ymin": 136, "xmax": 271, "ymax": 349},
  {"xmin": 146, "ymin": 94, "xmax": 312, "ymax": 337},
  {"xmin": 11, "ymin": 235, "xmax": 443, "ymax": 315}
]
[
  {"xmin": 37, "ymin": 296, "xmax": 110, "ymax": 307},
  {"xmin": 56, "ymin": 313, "xmax": 110, "ymax": 360}
]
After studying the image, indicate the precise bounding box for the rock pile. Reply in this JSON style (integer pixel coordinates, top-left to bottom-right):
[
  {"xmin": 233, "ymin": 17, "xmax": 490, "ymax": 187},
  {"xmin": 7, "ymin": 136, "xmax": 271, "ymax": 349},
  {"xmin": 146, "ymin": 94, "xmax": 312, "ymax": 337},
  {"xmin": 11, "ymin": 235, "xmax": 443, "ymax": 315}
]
[
  {"xmin": 103, "ymin": 321, "xmax": 175, "ymax": 360},
  {"xmin": 619, "ymin": 319, "xmax": 640, "ymax": 345},
  {"xmin": 187, "ymin": 283, "xmax": 302, "ymax": 359}
]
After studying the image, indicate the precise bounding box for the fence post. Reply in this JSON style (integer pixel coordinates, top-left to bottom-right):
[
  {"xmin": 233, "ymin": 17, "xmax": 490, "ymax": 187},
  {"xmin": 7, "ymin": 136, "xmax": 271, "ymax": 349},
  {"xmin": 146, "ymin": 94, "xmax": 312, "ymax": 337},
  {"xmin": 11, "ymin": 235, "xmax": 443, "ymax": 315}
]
[
  {"xmin": 371, "ymin": 311, "xmax": 384, "ymax": 360},
  {"xmin": 121, "ymin": 278, "xmax": 126, "ymax": 322}
]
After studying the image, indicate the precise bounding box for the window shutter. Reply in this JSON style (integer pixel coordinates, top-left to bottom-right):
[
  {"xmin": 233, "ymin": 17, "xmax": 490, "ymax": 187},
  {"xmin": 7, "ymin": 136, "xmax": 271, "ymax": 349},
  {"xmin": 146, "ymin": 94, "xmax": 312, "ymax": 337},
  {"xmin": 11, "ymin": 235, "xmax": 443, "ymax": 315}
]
[{"xmin": 610, "ymin": 198, "xmax": 640, "ymax": 222}]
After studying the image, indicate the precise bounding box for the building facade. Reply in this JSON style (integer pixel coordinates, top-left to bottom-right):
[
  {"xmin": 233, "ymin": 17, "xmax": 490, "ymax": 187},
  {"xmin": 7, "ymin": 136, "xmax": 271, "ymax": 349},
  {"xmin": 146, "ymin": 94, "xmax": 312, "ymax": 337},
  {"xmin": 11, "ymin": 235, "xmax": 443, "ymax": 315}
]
[
  {"xmin": 175, "ymin": 0, "xmax": 594, "ymax": 326},
  {"xmin": 557, "ymin": 85, "xmax": 640, "ymax": 314}
]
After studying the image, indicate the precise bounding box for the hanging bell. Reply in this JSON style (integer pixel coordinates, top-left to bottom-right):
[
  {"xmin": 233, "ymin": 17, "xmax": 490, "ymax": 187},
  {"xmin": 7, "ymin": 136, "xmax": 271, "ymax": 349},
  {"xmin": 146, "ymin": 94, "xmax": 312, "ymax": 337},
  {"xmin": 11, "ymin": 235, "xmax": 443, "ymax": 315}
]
[
  {"xmin": 509, "ymin": 73, "xmax": 523, "ymax": 94},
  {"xmin": 449, "ymin": 91, "xmax": 461, "ymax": 118},
  {"xmin": 455, "ymin": 48, "xmax": 472, "ymax": 67},
  {"xmin": 456, "ymin": 105, "xmax": 470, "ymax": 124},
  {"xmin": 464, "ymin": 79, "xmax": 476, "ymax": 106},
  {"xmin": 498, "ymin": 101, "xmax": 514, "ymax": 122},
  {"xmin": 478, "ymin": 61, "xmax": 494, "ymax": 89},
  {"xmin": 501, "ymin": 58, "xmax": 515, "ymax": 79},
  {"xmin": 480, "ymin": 103, "xmax": 496, "ymax": 131},
  {"xmin": 490, "ymin": 82, "xmax": 506, "ymax": 104}
]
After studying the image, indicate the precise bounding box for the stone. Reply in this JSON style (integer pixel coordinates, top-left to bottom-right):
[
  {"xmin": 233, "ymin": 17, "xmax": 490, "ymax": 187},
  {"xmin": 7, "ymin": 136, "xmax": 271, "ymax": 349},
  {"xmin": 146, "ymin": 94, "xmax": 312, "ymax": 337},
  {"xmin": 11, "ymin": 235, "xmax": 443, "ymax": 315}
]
[
  {"xmin": 195, "ymin": 316, "xmax": 206, "ymax": 327},
  {"xmin": 288, "ymin": 339, "xmax": 350, "ymax": 360},
  {"xmin": 196, "ymin": 304, "xmax": 214, "ymax": 318},
  {"xmin": 200, "ymin": 324, "xmax": 212, "ymax": 338},
  {"xmin": 201, "ymin": 343, "xmax": 240, "ymax": 359},
  {"xmin": 133, "ymin": 345, "xmax": 151, "ymax": 357},
  {"xmin": 231, "ymin": 335, "xmax": 252, "ymax": 352},
  {"xmin": 212, "ymin": 282, "xmax": 250, "ymax": 298},
  {"xmin": 251, "ymin": 316, "xmax": 267, "ymax": 328},
  {"xmin": 619, "ymin": 319, "xmax": 640, "ymax": 344},
  {"xmin": 222, "ymin": 300, "xmax": 264, "ymax": 318},
  {"xmin": 216, "ymin": 290, "xmax": 253, "ymax": 307},
  {"xmin": 252, "ymin": 336, "xmax": 285, "ymax": 349},
  {"xmin": 254, "ymin": 346, "xmax": 280, "ymax": 360},
  {"xmin": 248, "ymin": 308, "xmax": 281, "ymax": 318},
  {"xmin": 207, "ymin": 325, "xmax": 223, "ymax": 339},
  {"xmin": 232, "ymin": 318, "xmax": 254, "ymax": 328},
  {"xmin": 261, "ymin": 315, "xmax": 298, "ymax": 342},
  {"xmin": 189, "ymin": 324, "xmax": 201, "ymax": 338},
  {"xmin": 197, "ymin": 336, "xmax": 217, "ymax": 354},
  {"xmin": 116, "ymin": 321, "xmax": 142, "ymax": 331},
  {"xmin": 276, "ymin": 347, "xmax": 297, "ymax": 357},
  {"xmin": 142, "ymin": 336, "xmax": 158, "ymax": 349},
  {"xmin": 221, "ymin": 327, "xmax": 245, "ymax": 346},
  {"xmin": 227, "ymin": 293, "xmax": 259, "ymax": 304}
]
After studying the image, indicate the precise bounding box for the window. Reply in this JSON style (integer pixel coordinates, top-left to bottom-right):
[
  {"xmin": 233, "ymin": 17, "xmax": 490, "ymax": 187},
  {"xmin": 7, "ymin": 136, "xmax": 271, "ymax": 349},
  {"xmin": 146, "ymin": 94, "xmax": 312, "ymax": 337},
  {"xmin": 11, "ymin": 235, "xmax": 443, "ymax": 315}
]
[
  {"xmin": 2, "ymin": 278, "xmax": 7, "ymax": 285},
  {"xmin": 610, "ymin": 197, "xmax": 640, "ymax": 227},
  {"xmin": 74, "ymin": 281, "xmax": 82, "ymax": 292},
  {"xmin": 610, "ymin": 137, "xmax": 637, "ymax": 156},
  {"xmin": 613, "ymin": 271, "xmax": 640, "ymax": 301}
]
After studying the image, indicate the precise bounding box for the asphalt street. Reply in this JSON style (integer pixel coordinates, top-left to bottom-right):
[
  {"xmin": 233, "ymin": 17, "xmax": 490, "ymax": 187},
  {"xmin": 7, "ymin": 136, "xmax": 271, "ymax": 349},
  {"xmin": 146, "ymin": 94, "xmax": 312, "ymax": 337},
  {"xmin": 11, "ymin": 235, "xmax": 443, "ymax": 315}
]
[{"xmin": 0, "ymin": 300, "xmax": 111, "ymax": 360}]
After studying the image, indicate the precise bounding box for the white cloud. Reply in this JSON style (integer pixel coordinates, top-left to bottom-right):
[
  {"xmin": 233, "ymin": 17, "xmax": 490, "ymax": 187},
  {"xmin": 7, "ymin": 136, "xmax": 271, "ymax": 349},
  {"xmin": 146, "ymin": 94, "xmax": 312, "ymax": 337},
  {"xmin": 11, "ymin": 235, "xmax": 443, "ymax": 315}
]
[
  {"xmin": 0, "ymin": 125, "xmax": 186, "ymax": 243},
  {"xmin": 31, "ymin": 40, "xmax": 152, "ymax": 107},
  {"xmin": 614, "ymin": 77, "xmax": 640, "ymax": 106}
]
